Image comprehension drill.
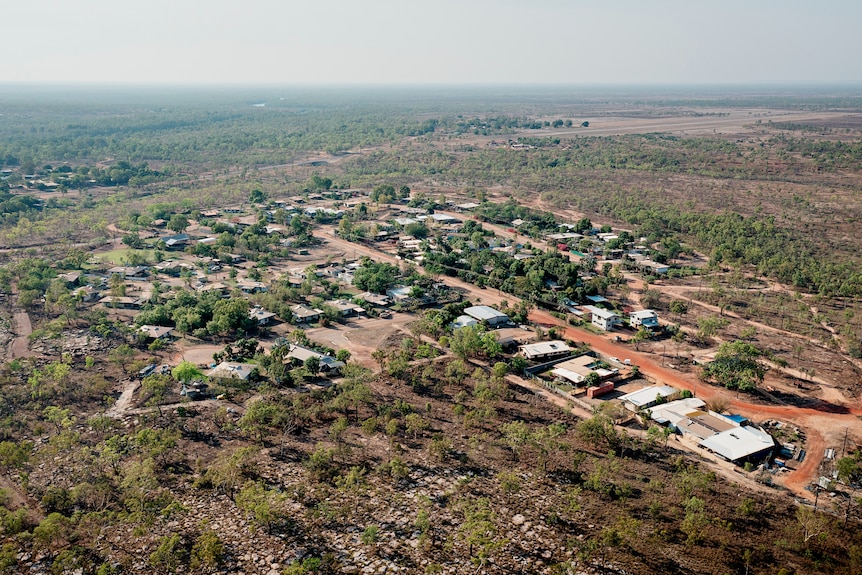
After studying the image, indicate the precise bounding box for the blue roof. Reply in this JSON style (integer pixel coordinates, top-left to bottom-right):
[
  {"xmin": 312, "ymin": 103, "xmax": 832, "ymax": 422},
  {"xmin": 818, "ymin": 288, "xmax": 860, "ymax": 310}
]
[
  {"xmin": 726, "ymin": 414, "xmax": 748, "ymax": 423},
  {"xmin": 586, "ymin": 295, "xmax": 608, "ymax": 303}
]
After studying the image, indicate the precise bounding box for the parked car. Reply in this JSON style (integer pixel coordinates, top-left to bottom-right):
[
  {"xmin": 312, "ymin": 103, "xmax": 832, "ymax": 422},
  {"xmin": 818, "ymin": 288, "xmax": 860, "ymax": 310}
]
[{"xmin": 137, "ymin": 364, "xmax": 157, "ymax": 379}]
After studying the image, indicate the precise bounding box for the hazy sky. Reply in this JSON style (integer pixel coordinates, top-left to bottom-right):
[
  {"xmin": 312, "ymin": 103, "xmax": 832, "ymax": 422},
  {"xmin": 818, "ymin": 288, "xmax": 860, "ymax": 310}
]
[{"xmin": 7, "ymin": 0, "xmax": 862, "ymax": 85}]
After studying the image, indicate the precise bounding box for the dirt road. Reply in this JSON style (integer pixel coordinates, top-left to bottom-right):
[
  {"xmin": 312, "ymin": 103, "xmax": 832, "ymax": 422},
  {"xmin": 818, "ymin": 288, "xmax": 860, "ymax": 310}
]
[{"xmin": 9, "ymin": 311, "xmax": 33, "ymax": 358}]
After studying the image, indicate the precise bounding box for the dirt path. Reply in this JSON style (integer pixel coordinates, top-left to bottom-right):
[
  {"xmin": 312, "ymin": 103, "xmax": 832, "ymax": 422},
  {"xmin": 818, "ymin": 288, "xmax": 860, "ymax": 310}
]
[
  {"xmin": 9, "ymin": 310, "xmax": 34, "ymax": 358},
  {"xmin": 105, "ymin": 379, "xmax": 140, "ymax": 418}
]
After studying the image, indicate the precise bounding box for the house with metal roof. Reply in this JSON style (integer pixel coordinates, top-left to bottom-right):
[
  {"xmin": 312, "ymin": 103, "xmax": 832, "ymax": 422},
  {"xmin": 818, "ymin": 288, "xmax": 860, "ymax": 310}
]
[
  {"xmin": 519, "ymin": 340, "xmax": 573, "ymax": 361},
  {"xmin": 463, "ymin": 305, "xmax": 510, "ymax": 327},
  {"xmin": 206, "ymin": 362, "xmax": 258, "ymax": 381},
  {"xmin": 630, "ymin": 309, "xmax": 659, "ymax": 329},
  {"xmin": 699, "ymin": 426, "xmax": 775, "ymax": 464},
  {"xmin": 619, "ymin": 385, "xmax": 677, "ymax": 411},
  {"xmin": 583, "ymin": 305, "xmax": 621, "ymax": 331}
]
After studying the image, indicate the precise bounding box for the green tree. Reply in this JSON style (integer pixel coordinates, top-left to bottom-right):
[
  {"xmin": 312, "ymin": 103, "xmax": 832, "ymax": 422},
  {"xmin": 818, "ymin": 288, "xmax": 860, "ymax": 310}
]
[
  {"xmin": 142, "ymin": 374, "xmax": 172, "ymax": 416},
  {"xmin": 149, "ymin": 533, "xmax": 187, "ymax": 574},
  {"xmin": 701, "ymin": 340, "xmax": 767, "ymax": 393},
  {"xmin": 168, "ymin": 214, "xmax": 189, "ymax": 233},
  {"xmin": 190, "ymin": 530, "xmax": 225, "ymax": 572},
  {"xmin": 172, "ymin": 360, "xmax": 203, "ymax": 383}
]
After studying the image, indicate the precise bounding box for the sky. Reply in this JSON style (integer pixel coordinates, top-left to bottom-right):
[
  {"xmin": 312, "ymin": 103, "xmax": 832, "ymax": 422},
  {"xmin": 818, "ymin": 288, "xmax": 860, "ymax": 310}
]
[{"xmin": 6, "ymin": 0, "xmax": 862, "ymax": 85}]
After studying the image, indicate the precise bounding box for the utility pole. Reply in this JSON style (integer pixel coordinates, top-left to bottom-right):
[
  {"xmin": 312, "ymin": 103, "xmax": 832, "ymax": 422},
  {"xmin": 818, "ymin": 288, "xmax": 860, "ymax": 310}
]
[{"xmin": 842, "ymin": 427, "xmax": 849, "ymax": 458}]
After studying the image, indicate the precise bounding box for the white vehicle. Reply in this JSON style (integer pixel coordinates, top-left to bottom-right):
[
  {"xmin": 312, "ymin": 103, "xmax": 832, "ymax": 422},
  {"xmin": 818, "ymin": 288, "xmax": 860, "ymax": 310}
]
[{"xmin": 609, "ymin": 356, "xmax": 620, "ymax": 363}]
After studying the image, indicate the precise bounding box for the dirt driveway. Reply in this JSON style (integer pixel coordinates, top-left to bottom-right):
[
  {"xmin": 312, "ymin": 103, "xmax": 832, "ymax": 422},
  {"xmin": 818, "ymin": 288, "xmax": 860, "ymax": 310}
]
[{"xmin": 10, "ymin": 311, "xmax": 33, "ymax": 358}]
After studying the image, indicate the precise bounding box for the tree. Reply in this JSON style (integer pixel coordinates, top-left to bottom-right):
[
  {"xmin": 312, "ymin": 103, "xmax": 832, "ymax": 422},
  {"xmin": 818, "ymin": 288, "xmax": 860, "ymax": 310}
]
[
  {"xmin": 249, "ymin": 189, "xmax": 267, "ymax": 203},
  {"xmin": 696, "ymin": 315, "xmax": 729, "ymax": 342},
  {"xmin": 449, "ymin": 324, "xmax": 500, "ymax": 360},
  {"xmin": 632, "ymin": 327, "xmax": 652, "ymax": 351},
  {"xmin": 641, "ymin": 288, "xmax": 661, "ymax": 310},
  {"xmin": 701, "ymin": 340, "xmax": 767, "ymax": 393},
  {"xmin": 458, "ymin": 497, "xmax": 504, "ymax": 568},
  {"xmin": 142, "ymin": 374, "xmax": 172, "ymax": 417},
  {"xmin": 172, "ymin": 360, "xmax": 203, "ymax": 383},
  {"xmin": 149, "ymin": 533, "xmax": 187, "ymax": 574},
  {"xmin": 207, "ymin": 298, "xmax": 253, "ymax": 338},
  {"xmin": 122, "ymin": 232, "xmax": 144, "ymax": 249},
  {"xmin": 796, "ymin": 505, "xmax": 830, "ymax": 546},
  {"xmin": 108, "ymin": 344, "xmax": 135, "ymax": 374},
  {"xmin": 304, "ymin": 355, "xmax": 320, "ymax": 375},
  {"xmin": 669, "ymin": 299, "xmax": 689, "ymax": 318},
  {"xmin": 190, "ymin": 530, "xmax": 225, "ymax": 572},
  {"xmin": 168, "ymin": 214, "xmax": 189, "ymax": 233}
]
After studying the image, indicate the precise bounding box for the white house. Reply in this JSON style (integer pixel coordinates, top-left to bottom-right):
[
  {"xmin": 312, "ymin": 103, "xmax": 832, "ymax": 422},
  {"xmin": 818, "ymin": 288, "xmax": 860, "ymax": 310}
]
[
  {"xmin": 463, "ymin": 305, "xmax": 510, "ymax": 327},
  {"xmin": 519, "ymin": 340, "xmax": 573, "ymax": 361},
  {"xmin": 583, "ymin": 305, "xmax": 620, "ymax": 331},
  {"xmin": 630, "ymin": 309, "xmax": 659, "ymax": 329}
]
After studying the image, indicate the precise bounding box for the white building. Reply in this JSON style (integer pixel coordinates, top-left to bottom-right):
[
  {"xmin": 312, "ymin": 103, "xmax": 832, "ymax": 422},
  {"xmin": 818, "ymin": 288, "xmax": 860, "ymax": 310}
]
[
  {"xmin": 463, "ymin": 305, "xmax": 510, "ymax": 327},
  {"xmin": 630, "ymin": 309, "xmax": 659, "ymax": 329},
  {"xmin": 583, "ymin": 305, "xmax": 621, "ymax": 331},
  {"xmin": 619, "ymin": 385, "xmax": 677, "ymax": 411},
  {"xmin": 519, "ymin": 340, "xmax": 573, "ymax": 361}
]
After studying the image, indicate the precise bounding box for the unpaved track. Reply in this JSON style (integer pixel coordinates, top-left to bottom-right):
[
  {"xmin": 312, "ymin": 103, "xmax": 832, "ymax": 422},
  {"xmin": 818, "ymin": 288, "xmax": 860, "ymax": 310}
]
[{"xmin": 10, "ymin": 311, "xmax": 33, "ymax": 358}]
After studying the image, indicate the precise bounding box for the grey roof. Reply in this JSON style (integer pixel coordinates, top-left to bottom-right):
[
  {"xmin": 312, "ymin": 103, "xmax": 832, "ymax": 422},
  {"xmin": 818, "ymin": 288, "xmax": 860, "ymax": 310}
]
[
  {"xmin": 451, "ymin": 315, "xmax": 478, "ymax": 329},
  {"xmin": 519, "ymin": 340, "xmax": 573, "ymax": 359},
  {"xmin": 206, "ymin": 362, "xmax": 257, "ymax": 380},
  {"xmin": 463, "ymin": 305, "xmax": 509, "ymax": 322},
  {"xmin": 699, "ymin": 426, "xmax": 775, "ymax": 462},
  {"xmin": 619, "ymin": 385, "xmax": 677, "ymax": 408}
]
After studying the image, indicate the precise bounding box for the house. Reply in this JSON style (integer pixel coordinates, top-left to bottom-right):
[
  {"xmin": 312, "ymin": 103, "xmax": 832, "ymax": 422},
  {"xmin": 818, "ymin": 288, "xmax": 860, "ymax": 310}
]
[
  {"xmin": 429, "ymin": 213, "xmax": 460, "ymax": 224},
  {"xmin": 153, "ymin": 260, "xmax": 188, "ymax": 276},
  {"xmin": 200, "ymin": 209, "xmax": 220, "ymax": 218},
  {"xmin": 249, "ymin": 307, "xmax": 277, "ymax": 326},
  {"xmin": 699, "ymin": 426, "xmax": 775, "ymax": 464},
  {"xmin": 455, "ymin": 202, "xmax": 480, "ymax": 211},
  {"xmin": 291, "ymin": 304, "xmax": 323, "ymax": 324},
  {"xmin": 99, "ymin": 295, "xmax": 143, "ymax": 310},
  {"xmin": 57, "ymin": 271, "xmax": 82, "ymax": 287},
  {"xmin": 107, "ymin": 266, "xmax": 149, "ymax": 280},
  {"xmin": 619, "ymin": 385, "xmax": 677, "ymax": 412},
  {"xmin": 638, "ymin": 260, "xmax": 669, "ymax": 275},
  {"xmin": 286, "ymin": 344, "xmax": 345, "ymax": 373},
  {"xmin": 550, "ymin": 354, "xmax": 616, "ymax": 385},
  {"xmin": 675, "ymin": 410, "xmax": 739, "ymax": 441},
  {"xmin": 162, "ymin": 234, "xmax": 190, "ymax": 250},
  {"xmin": 237, "ymin": 280, "xmax": 268, "ymax": 294},
  {"xmin": 195, "ymin": 282, "xmax": 228, "ymax": 295},
  {"xmin": 206, "ymin": 362, "xmax": 258, "ymax": 381},
  {"xmin": 463, "ymin": 305, "xmax": 510, "ymax": 327},
  {"xmin": 72, "ymin": 285, "xmax": 101, "ymax": 302},
  {"xmin": 630, "ymin": 309, "xmax": 659, "ymax": 329},
  {"xmin": 648, "ymin": 397, "xmax": 707, "ymax": 429},
  {"xmin": 583, "ymin": 305, "xmax": 620, "ymax": 331},
  {"xmin": 450, "ymin": 315, "xmax": 478, "ymax": 330},
  {"xmin": 356, "ymin": 292, "xmax": 391, "ymax": 307},
  {"xmin": 386, "ymin": 285, "xmax": 413, "ymax": 302},
  {"xmin": 519, "ymin": 340, "xmax": 573, "ymax": 361},
  {"xmin": 325, "ymin": 299, "xmax": 365, "ymax": 317},
  {"xmin": 138, "ymin": 325, "xmax": 174, "ymax": 341}
]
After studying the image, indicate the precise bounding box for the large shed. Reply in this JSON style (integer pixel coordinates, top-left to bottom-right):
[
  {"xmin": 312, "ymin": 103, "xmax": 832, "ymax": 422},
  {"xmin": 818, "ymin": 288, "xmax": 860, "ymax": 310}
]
[{"xmin": 463, "ymin": 305, "xmax": 510, "ymax": 327}]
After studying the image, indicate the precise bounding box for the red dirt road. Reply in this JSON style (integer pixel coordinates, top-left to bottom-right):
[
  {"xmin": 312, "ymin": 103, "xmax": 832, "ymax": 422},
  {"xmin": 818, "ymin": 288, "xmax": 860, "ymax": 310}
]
[{"xmin": 529, "ymin": 309, "xmax": 862, "ymax": 501}]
